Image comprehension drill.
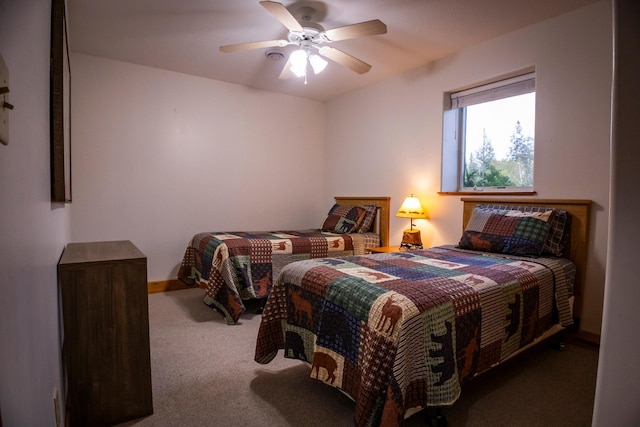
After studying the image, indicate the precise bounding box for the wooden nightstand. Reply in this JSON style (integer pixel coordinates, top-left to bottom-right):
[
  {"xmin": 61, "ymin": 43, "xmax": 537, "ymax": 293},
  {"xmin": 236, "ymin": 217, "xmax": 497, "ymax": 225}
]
[
  {"xmin": 58, "ymin": 240, "xmax": 153, "ymax": 426},
  {"xmin": 368, "ymin": 246, "xmax": 403, "ymax": 253}
]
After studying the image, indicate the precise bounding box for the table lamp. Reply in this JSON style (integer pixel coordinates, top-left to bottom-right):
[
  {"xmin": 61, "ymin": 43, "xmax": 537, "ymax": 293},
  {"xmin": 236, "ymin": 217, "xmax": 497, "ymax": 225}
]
[{"xmin": 395, "ymin": 194, "xmax": 428, "ymax": 249}]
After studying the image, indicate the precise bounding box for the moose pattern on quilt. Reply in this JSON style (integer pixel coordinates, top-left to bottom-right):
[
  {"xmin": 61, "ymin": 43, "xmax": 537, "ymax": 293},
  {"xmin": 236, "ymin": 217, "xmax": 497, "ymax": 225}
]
[
  {"xmin": 177, "ymin": 230, "xmax": 380, "ymax": 324},
  {"xmin": 254, "ymin": 245, "xmax": 575, "ymax": 427}
]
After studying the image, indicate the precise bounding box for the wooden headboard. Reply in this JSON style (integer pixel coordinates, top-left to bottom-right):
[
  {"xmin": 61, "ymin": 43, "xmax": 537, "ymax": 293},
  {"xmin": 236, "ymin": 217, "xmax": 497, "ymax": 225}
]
[
  {"xmin": 461, "ymin": 198, "xmax": 591, "ymax": 318},
  {"xmin": 334, "ymin": 196, "xmax": 391, "ymax": 248}
]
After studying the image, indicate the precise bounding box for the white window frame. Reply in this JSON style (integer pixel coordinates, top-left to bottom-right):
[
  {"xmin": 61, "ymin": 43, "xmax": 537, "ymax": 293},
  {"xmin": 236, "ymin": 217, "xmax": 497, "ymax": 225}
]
[{"xmin": 441, "ymin": 71, "xmax": 536, "ymax": 193}]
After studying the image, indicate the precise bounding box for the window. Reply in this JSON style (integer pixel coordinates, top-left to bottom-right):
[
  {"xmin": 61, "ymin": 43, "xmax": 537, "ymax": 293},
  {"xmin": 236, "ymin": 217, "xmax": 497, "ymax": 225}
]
[{"xmin": 441, "ymin": 71, "xmax": 536, "ymax": 192}]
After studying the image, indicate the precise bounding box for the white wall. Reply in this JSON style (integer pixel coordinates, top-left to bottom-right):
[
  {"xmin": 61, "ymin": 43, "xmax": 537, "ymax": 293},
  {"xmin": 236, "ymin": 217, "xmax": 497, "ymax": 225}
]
[
  {"xmin": 325, "ymin": 1, "xmax": 612, "ymax": 337},
  {"xmin": 593, "ymin": 0, "xmax": 640, "ymax": 424},
  {"xmin": 70, "ymin": 54, "xmax": 327, "ymax": 281},
  {"xmin": 0, "ymin": 0, "xmax": 69, "ymax": 425}
]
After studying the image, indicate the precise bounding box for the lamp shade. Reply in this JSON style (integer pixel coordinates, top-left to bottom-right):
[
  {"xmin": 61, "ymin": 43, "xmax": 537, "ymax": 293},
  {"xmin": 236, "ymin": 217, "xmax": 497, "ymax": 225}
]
[
  {"xmin": 289, "ymin": 50, "xmax": 328, "ymax": 79},
  {"xmin": 396, "ymin": 195, "xmax": 427, "ymax": 250},
  {"xmin": 309, "ymin": 54, "xmax": 327, "ymax": 74},
  {"xmin": 395, "ymin": 195, "xmax": 428, "ymax": 219},
  {"xmin": 289, "ymin": 49, "xmax": 308, "ymax": 77}
]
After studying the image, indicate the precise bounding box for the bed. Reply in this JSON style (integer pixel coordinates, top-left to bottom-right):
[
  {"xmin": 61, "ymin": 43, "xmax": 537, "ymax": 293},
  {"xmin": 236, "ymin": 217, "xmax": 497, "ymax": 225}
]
[
  {"xmin": 177, "ymin": 196, "xmax": 391, "ymax": 324},
  {"xmin": 254, "ymin": 198, "xmax": 591, "ymax": 427}
]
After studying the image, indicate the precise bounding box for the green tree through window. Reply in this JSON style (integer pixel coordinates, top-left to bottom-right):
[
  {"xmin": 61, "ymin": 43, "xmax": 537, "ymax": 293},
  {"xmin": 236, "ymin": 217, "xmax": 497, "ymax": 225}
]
[
  {"xmin": 506, "ymin": 121, "xmax": 534, "ymax": 185},
  {"xmin": 463, "ymin": 121, "xmax": 533, "ymax": 188}
]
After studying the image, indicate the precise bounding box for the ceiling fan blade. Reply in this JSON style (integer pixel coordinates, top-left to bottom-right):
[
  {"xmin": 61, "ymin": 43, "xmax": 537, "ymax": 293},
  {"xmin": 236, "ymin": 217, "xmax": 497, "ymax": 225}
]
[
  {"xmin": 319, "ymin": 46, "xmax": 372, "ymax": 74},
  {"xmin": 259, "ymin": 1, "xmax": 304, "ymax": 33},
  {"xmin": 323, "ymin": 19, "xmax": 387, "ymax": 42},
  {"xmin": 219, "ymin": 39, "xmax": 287, "ymax": 53},
  {"xmin": 279, "ymin": 58, "xmax": 294, "ymax": 80}
]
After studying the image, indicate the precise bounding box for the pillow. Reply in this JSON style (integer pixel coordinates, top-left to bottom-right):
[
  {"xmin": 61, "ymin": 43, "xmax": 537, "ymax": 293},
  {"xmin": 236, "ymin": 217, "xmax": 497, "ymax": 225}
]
[
  {"xmin": 458, "ymin": 207, "xmax": 553, "ymax": 256},
  {"xmin": 478, "ymin": 204, "xmax": 569, "ymax": 256},
  {"xmin": 321, "ymin": 204, "xmax": 368, "ymax": 234},
  {"xmin": 356, "ymin": 204, "xmax": 377, "ymax": 233}
]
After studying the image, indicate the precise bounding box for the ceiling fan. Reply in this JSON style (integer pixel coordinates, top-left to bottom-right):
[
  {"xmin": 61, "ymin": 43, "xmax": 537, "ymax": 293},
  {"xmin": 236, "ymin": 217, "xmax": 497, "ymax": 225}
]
[{"xmin": 219, "ymin": 1, "xmax": 387, "ymax": 81}]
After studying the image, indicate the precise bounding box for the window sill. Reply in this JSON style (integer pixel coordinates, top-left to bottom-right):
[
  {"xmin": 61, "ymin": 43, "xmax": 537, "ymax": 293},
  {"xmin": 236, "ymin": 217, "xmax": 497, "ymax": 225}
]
[{"xmin": 438, "ymin": 191, "xmax": 537, "ymax": 196}]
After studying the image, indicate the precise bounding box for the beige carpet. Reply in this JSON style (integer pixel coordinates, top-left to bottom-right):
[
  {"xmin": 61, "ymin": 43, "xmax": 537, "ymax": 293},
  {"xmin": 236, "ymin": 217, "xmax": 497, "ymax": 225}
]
[{"xmin": 116, "ymin": 288, "xmax": 598, "ymax": 427}]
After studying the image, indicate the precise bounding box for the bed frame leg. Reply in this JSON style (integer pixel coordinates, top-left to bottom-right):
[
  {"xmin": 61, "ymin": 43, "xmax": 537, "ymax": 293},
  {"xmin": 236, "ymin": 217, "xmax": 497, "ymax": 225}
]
[
  {"xmin": 553, "ymin": 339, "xmax": 566, "ymax": 351},
  {"xmin": 256, "ymin": 298, "xmax": 266, "ymax": 314},
  {"xmin": 552, "ymin": 330, "xmax": 566, "ymax": 351},
  {"xmin": 423, "ymin": 408, "xmax": 448, "ymax": 427}
]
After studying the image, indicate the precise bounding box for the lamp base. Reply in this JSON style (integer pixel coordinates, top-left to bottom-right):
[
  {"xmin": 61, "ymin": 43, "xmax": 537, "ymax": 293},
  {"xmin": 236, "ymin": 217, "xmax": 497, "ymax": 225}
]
[{"xmin": 400, "ymin": 229, "xmax": 423, "ymax": 250}]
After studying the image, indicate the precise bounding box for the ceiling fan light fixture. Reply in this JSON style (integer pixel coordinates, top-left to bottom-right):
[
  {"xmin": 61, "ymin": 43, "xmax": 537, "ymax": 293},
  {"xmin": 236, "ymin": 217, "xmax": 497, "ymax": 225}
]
[
  {"xmin": 289, "ymin": 49, "xmax": 308, "ymax": 77},
  {"xmin": 309, "ymin": 54, "xmax": 327, "ymax": 74}
]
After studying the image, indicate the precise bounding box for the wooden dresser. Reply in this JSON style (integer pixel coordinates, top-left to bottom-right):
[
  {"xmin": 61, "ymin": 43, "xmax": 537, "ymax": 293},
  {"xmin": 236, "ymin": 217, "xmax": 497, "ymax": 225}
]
[{"xmin": 58, "ymin": 240, "xmax": 153, "ymax": 426}]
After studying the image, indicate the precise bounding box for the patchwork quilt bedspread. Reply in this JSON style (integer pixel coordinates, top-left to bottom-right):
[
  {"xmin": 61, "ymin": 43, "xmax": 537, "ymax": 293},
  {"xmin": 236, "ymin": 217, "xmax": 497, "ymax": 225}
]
[
  {"xmin": 177, "ymin": 230, "xmax": 380, "ymax": 324},
  {"xmin": 254, "ymin": 245, "xmax": 575, "ymax": 427}
]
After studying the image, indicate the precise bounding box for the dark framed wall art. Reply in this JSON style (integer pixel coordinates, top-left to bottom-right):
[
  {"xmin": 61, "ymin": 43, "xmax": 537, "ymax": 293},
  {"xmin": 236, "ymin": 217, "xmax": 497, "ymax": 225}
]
[{"xmin": 51, "ymin": 0, "xmax": 72, "ymax": 203}]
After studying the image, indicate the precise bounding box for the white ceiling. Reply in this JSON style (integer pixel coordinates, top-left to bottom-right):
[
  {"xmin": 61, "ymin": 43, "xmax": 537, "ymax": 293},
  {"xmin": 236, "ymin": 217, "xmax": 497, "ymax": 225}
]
[{"xmin": 68, "ymin": 0, "xmax": 600, "ymax": 102}]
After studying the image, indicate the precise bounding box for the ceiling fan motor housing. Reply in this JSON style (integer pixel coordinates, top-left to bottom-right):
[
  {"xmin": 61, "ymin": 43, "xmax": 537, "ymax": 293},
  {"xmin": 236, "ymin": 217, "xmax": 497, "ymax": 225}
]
[{"xmin": 288, "ymin": 25, "xmax": 325, "ymax": 49}]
